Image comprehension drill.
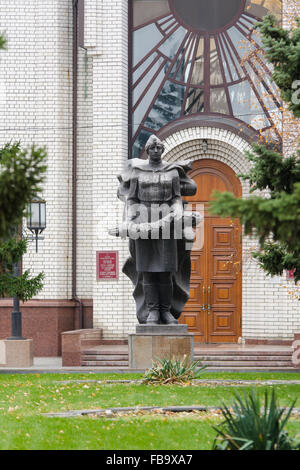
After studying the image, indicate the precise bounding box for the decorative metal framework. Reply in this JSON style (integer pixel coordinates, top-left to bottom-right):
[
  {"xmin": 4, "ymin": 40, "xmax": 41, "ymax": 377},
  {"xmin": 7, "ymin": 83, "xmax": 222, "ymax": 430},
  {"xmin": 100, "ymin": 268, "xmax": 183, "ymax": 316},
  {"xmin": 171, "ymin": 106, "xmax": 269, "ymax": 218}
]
[{"xmin": 129, "ymin": 0, "xmax": 282, "ymax": 158}]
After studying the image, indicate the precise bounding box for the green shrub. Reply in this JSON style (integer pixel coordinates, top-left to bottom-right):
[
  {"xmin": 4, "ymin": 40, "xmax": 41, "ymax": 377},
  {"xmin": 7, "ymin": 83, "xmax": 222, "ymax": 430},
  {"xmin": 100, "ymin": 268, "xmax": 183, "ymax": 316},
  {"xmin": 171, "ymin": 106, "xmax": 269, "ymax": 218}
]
[
  {"xmin": 142, "ymin": 355, "xmax": 206, "ymax": 385},
  {"xmin": 213, "ymin": 389, "xmax": 300, "ymax": 450}
]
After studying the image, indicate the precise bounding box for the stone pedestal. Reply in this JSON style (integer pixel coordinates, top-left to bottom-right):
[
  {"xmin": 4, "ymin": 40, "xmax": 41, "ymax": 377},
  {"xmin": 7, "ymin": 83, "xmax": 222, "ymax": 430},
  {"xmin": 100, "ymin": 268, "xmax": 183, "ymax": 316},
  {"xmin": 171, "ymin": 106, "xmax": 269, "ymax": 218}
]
[
  {"xmin": 129, "ymin": 324, "xmax": 194, "ymax": 369},
  {"xmin": 0, "ymin": 339, "xmax": 33, "ymax": 367}
]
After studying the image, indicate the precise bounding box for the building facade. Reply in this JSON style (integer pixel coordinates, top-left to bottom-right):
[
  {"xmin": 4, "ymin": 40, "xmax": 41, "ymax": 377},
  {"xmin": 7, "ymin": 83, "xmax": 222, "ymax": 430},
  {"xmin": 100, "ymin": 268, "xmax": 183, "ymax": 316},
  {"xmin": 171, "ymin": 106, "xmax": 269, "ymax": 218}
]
[{"xmin": 0, "ymin": 0, "xmax": 299, "ymax": 356}]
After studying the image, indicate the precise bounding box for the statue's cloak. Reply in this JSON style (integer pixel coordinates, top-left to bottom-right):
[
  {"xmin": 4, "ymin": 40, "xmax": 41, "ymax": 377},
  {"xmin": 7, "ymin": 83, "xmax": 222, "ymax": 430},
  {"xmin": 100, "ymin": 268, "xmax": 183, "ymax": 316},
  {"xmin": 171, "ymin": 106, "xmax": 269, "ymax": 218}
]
[{"xmin": 117, "ymin": 158, "xmax": 198, "ymax": 324}]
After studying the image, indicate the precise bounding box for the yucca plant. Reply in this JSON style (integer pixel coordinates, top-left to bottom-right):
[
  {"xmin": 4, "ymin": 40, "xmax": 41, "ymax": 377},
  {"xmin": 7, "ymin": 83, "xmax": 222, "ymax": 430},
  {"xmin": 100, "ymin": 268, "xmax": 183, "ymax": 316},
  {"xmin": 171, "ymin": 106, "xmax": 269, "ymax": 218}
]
[
  {"xmin": 142, "ymin": 355, "xmax": 206, "ymax": 385},
  {"xmin": 213, "ymin": 389, "xmax": 300, "ymax": 450}
]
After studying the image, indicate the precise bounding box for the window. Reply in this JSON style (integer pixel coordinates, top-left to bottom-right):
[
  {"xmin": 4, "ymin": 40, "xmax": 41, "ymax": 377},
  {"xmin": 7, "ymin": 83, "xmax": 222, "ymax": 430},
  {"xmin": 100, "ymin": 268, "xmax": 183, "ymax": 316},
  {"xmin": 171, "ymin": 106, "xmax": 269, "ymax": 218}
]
[{"xmin": 130, "ymin": 0, "xmax": 282, "ymax": 158}]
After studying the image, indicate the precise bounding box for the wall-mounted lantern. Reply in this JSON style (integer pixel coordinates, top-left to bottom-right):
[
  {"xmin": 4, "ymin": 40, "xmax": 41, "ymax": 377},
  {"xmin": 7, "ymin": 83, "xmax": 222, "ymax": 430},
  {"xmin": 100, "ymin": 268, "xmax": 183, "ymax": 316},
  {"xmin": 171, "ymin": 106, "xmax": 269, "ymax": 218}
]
[
  {"xmin": 27, "ymin": 197, "xmax": 46, "ymax": 253},
  {"xmin": 201, "ymin": 139, "xmax": 208, "ymax": 154}
]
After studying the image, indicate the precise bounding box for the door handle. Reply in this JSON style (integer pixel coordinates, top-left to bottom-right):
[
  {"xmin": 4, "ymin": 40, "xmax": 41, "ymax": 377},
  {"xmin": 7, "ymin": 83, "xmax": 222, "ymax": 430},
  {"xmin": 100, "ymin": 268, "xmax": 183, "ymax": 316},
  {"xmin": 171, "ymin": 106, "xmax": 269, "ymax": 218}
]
[
  {"xmin": 207, "ymin": 286, "xmax": 211, "ymax": 313},
  {"xmin": 202, "ymin": 286, "xmax": 206, "ymax": 310}
]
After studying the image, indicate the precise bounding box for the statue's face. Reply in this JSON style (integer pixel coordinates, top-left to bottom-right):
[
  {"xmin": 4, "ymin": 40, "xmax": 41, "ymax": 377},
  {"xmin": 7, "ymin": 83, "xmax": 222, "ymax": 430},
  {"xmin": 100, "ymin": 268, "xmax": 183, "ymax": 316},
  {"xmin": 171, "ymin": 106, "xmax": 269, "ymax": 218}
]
[{"xmin": 147, "ymin": 141, "xmax": 163, "ymax": 162}]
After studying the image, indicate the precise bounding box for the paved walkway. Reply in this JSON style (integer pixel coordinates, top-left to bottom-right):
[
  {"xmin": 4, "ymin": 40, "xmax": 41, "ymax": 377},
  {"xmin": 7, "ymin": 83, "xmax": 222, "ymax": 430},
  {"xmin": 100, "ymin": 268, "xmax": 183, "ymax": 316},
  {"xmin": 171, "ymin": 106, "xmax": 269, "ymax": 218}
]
[
  {"xmin": 0, "ymin": 357, "xmax": 148, "ymax": 373},
  {"xmin": 0, "ymin": 357, "xmax": 137, "ymax": 373},
  {"xmin": 0, "ymin": 356, "xmax": 299, "ymax": 374}
]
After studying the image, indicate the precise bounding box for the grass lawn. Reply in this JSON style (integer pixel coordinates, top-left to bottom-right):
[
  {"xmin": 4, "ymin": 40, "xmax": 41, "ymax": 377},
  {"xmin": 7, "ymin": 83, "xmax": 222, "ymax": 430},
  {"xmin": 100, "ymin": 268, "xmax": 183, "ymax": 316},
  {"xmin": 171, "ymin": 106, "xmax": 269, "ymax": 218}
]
[{"xmin": 0, "ymin": 372, "xmax": 299, "ymax": 450}]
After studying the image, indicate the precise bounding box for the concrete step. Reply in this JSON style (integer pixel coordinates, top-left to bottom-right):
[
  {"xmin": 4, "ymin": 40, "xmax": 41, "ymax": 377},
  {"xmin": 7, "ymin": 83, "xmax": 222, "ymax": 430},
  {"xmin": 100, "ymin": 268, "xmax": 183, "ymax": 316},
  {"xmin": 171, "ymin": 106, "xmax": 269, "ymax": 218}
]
[
  {"xmin": 80, "ymin": 344, "xmax": 292, "ymax": 369},
  {"xmin": 198, "ymin": 367, "xmax": 297, "ymax": 371},
  {"xmin": 81, "ymin": 360, "xmax": 129, "ymax": 367},
  {"xmin": 81, "ymin": 355, "xmax": 129, "ymax": 361},
  {"xmin": 83, "ymin": 350, "xmax": 128, "ymax": 356},
  {"xmin": 196, "ymin": 362, "xmax": 292, "ymax": 368},
  {"xmin": 195, "ymin": 355, "xmax": 292, "ymax": 362},
  {"xmin": 80, "ymin": 340, "xmax": 104, "ymax": 348},
  {"xmin": 194, "ymin": 350, "xmax": 292, "ymax": 356}
]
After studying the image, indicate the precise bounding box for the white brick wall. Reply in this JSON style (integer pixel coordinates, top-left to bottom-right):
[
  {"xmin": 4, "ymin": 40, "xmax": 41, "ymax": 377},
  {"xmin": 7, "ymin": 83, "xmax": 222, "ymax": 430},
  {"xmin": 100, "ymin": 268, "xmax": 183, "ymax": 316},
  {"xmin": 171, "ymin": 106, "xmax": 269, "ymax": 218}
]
[
  {"xmin": 84, "ymin": 0, "xmax": 136, "ymax": 339},
  {"xmin": 0, "ymin": 0, "xmax": 73, "ymax": 299}
]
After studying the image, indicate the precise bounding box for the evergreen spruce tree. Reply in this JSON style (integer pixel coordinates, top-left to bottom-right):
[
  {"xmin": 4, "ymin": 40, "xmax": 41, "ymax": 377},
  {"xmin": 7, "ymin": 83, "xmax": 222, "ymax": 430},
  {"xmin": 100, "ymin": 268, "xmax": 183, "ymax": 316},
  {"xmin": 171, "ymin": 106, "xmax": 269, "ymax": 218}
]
[
  {"xmin": 210, "ymin": 15, "xmax": 300, "ymax": 284},
  {"xmin": 258, "ymin": 14, "xmax": 300, "ymax": 118}
]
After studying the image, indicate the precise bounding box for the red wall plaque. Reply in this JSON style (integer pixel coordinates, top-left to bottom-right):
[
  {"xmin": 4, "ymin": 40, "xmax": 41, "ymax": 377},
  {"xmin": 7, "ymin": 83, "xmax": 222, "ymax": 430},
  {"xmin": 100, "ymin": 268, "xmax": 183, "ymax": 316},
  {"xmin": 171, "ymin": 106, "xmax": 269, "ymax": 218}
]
[{"xmin": 96, "ymin": 251, "xmax": 119, "ymax": 280}]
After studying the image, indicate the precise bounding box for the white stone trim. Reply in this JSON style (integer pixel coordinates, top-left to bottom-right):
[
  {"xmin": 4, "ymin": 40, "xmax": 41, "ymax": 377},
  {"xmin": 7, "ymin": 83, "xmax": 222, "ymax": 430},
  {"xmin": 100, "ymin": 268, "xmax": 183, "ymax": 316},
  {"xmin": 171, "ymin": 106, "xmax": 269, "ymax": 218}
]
[{"xmin": 163, "ymin": 126, "xmax": 252, "ymax": 196}]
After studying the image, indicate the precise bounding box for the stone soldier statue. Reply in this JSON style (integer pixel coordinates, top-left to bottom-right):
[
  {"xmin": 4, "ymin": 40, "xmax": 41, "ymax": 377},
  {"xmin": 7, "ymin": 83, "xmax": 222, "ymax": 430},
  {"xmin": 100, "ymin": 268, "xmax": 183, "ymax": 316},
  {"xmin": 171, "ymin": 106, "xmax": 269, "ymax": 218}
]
[{"xmin": 110, "ymin": 134, "xmax": 201, "ymax": 325}]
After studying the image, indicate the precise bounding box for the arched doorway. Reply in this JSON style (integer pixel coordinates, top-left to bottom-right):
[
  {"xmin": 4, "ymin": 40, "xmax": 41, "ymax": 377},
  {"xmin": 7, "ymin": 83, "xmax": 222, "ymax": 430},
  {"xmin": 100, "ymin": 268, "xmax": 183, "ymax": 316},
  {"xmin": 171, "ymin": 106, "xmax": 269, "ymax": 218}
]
[{"xmin": 179, "ymin": 159, "xmax": 242, "ymax": 343}]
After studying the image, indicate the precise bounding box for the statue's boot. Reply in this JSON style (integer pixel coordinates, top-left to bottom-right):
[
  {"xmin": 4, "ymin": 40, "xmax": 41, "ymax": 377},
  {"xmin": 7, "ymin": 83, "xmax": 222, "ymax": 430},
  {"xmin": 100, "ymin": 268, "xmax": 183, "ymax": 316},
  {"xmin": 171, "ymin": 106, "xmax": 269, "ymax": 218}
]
[
  {"xmin": 159, "ymin": 283, "xmax": 178, "ymax": 325},
  {"xmin": 144, "ymin": 283, "xmax": 160, "ymax": 325}
]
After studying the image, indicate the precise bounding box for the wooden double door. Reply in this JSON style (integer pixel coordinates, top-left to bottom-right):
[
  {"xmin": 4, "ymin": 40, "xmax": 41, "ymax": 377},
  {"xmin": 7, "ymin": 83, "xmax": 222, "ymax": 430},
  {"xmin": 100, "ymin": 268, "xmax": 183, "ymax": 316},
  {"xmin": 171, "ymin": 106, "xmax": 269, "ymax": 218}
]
[{"xmin": 179, "ymin": 159, "xmax": 242, "ymax": 343}]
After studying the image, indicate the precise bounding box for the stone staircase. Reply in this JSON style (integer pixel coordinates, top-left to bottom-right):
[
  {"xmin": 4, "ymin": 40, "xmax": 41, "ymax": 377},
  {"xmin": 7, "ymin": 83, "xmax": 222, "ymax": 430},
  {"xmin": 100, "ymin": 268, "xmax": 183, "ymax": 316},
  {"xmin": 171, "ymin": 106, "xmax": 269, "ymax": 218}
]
[
  {"xmin": 63, "ymin": 328, "xmax": 295, "ymax": 370},
  {"xmin": 194, "ymin": 347, "xmax": 294, "ymax": 370},
  {"xmin": 80, "ymin": 340, "xmax": 294, "ymax": 370},
  {"xmin": 81, "ymin": 344, "xmax": 129, "ymax": 367}
]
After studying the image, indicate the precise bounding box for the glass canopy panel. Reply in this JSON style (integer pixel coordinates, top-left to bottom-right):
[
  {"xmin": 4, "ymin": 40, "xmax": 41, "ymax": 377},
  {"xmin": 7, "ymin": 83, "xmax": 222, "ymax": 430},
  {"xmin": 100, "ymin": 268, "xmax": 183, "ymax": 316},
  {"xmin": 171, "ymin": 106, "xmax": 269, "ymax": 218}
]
[
  {"xmin": 226, "ymin": 26, "xmax": 255, "ymax": 61},
  {"xmin": 133, "ymin": 23, "xmax": 164, "ymax": 67},
  {"xmin": 250, "ymin": 29, "xmax": 264, "ymax": 48},
  {"xmin": 244, "ymin": 62, "xmax": 279, "ymax": 113},
  {"xmin": 158, "ymin": 26, "xmax": 187, "ymax": 60},
  {"xmin": 210, "ymin": 38, "xmax": 223, "ymax": 85},
  {"xmin": 240, "ymin": 13, "xmax": 256, "ymax": 27},
  {"xmin": 144, "ymin": 80, "xmax": 185, "ymax": 130},
  {"xmin": 255, "ymin": 49, "xmax": 274, "ymax": 73},
  {"xmin": 218, "ymin": 37, "xmax": 231, "ymax": 82},
  {"xmin": 189, "ymin": 38, "xmax": 204, "ymax": 86},
  {"xmin": 220, "ymin": 35, "xmax": 245, "ymax": 79},
  {"xmin": 229, "ymin": 80, "xmax": 270, "ymax": 129},
  {"xmin": 210, "ymin": 88, "xmax": 229, "ymax": 114},
  {"xmin": 133, "ymin": 55, "xmax": 166, "ymax": 107},
  {"xmin": 169, "ymin": 33, "xmax": 193, "ymax": 80},
  {"xmin": 133, "ymin": 52, "xmax": 158, "ymax": 84},
  {"xmin": 174, "ymin": 35, "xmax": 196, "ymax": 82},
  {"xmin": 157, "ymin": 16, "xmax": 177, "ymax": 32},
  {"xmin": 133, "ymin": 0, "xmax": 171, "ymax": 28},
  {"xmin": 132, "ymin": 66, "xmax": 168, "ymax": 135},
  {"xmin": 184, "ymin": 88, "xmax": 204, "ymax": 115},
  {"xmin": 237, "ymin": 22, "xmax": 251, "ymax": 35},
  {"xmin": 253, "ymin": 55, "xmax": 277, "ymax": 95},
  {"xmin": 157, "ymin": 15, "xmax": 175, "ymax": 29}
]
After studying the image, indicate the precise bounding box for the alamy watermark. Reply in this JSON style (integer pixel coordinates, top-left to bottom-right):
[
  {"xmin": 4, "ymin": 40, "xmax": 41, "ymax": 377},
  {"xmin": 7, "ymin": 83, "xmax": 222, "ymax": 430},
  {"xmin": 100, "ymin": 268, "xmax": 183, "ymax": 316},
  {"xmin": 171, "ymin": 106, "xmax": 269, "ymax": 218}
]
[
  {"xmin": 291, "ymin": 80, "xmax": 300, "ymax": 105},
  {"xmin": 108, "ymin": 202, "xmax": 205, "ymax": 251}
]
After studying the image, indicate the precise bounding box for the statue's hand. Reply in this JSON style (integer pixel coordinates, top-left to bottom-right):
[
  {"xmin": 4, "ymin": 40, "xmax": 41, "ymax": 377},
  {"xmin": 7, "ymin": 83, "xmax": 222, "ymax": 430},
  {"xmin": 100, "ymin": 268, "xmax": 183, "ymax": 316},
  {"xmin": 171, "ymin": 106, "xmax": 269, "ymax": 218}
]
[
  {"xmin": 172, "ymin": 206, "xmax": 184, "ymax": 222},
  {"xmin": 108, "ymin": 227, "xmax": 120, "ymax": 237},
  {"xmin": 183, "ymin": 226, "xmax": 195, "ymax": 242},
  {"xmin": 192, "ymin": 211, "xmax": 203, "ymax": 227},
  {"xmin": 138, "ymin": 222, "xmax": 151, "ymax": 233}
]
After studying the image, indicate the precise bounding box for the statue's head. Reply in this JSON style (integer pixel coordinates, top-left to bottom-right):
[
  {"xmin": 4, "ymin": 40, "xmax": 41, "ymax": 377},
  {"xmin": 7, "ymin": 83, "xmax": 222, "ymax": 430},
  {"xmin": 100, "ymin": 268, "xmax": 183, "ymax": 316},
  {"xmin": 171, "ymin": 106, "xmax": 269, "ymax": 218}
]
[{"xmin": 145, "ymin": 135, "xmax": 165, "ymax": 160}]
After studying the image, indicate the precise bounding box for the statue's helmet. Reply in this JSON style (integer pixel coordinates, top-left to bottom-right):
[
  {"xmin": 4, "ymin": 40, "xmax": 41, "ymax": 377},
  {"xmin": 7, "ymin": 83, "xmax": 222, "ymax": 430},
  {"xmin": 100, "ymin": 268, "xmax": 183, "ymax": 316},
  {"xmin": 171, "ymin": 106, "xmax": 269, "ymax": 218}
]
[{"xmin": 145, "ymin": 134, "xmax": 165, "ymax": 154}]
